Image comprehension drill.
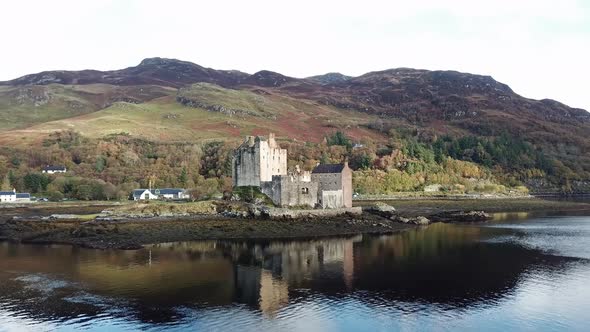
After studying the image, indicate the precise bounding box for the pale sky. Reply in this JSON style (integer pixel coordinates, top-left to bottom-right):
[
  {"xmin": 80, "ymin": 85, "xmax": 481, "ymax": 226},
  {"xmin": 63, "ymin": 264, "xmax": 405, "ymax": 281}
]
[{"xmin": 1, "ymin": 0, "xmax": 589, "ymax": 110}]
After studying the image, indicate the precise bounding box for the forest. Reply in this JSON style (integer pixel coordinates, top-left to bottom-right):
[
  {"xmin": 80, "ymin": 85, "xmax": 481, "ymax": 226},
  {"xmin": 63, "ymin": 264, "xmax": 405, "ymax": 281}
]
[{"xmin": 0, "ymin": 128, "xmax": 578, "ymax": 201}]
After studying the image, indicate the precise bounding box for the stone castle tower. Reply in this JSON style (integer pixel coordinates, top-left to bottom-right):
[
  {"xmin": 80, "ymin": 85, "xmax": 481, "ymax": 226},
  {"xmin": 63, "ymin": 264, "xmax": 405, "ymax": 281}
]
[{"xmin": 232, "ymin": 133, "xmax": 287, "ymax": 187}]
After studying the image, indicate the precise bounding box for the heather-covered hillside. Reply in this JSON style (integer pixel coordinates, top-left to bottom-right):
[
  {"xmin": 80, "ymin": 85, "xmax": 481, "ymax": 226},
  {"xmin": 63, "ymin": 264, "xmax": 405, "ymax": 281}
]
[{"xmin": 0, "ymin": 58, "xmax": 588, "ymax": 195}]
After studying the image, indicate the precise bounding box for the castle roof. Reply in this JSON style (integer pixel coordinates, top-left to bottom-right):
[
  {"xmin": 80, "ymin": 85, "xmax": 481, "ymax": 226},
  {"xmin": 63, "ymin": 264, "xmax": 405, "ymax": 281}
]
[{"xmin": 312, "ymin": 163, "xmax": 345, "ymax": 174}]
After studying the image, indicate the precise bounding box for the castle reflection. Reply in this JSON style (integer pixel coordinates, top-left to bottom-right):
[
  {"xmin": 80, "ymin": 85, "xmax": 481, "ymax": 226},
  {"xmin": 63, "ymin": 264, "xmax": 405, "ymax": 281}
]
[{"xmin": 0, "ymin": 221, "xmax": 582, "ymax": 324}]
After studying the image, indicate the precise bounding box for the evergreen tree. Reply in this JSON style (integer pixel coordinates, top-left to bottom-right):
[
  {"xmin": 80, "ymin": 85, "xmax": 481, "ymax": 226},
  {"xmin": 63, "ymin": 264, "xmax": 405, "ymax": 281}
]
[{"xmin": 178, "ymin": 167, "xmax": 188, "ymax": 186}]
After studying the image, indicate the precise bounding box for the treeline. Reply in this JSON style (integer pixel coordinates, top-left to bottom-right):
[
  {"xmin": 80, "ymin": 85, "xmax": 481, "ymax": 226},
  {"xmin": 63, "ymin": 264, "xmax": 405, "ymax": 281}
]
[
  {"xmin": 0, "ymin": 128, "xmax": 571, "ymax": 201},
  {"xmin": 0, "ymin": 130, "xmax": 234, "ymax": 200}
]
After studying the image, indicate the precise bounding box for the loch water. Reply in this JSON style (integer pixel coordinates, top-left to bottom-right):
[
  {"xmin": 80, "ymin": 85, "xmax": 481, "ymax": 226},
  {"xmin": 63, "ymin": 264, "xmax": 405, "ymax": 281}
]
[{"xmin": 1, "ymin": 212, "xmax": 590, "ymax": 331}]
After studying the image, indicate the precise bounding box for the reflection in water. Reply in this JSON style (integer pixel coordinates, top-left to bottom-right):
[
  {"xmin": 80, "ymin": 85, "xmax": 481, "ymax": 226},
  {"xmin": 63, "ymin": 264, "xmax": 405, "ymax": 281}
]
[
  {"xmin": 491, "ymin": 211, "xmax": 531, "ymax": 222},
  {"xmin": 1, "ymin": 215, "xmax": 590, "ymax": 331}
]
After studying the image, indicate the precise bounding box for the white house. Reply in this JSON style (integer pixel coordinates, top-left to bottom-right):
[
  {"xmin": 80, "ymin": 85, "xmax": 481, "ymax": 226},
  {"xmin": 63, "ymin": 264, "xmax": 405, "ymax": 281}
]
[
  {"xmin": 0, "ymin": 189, "xmax": 16, "ymax": 202},
  {"xmin": 42, "ymin": 166, "xmax": 67, "ymax": 174},
  {"xmin": 0, "ymin": 190, "xmax": 32, "ymax": 203},
  {"xmin": 132, "ymin": 188, "xmax": 188, "ymax": 201}
]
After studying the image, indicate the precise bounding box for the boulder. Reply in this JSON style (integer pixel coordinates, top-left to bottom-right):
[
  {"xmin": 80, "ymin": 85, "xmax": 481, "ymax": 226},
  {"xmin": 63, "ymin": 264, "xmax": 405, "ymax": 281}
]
[
  {"xmin": 413, "ymin": 216, "xmax": 430, "ymax": 225},
  {"xmin": 391, "ymin": 215, "xmax": 430, "ymax": 225},
  {"xmin": 366, "ymin": 202, "xmax": 397, "ymax": 218},
  {"xmin": 373, "ymin": 202, "xmax": 396, "ymax": 212}
]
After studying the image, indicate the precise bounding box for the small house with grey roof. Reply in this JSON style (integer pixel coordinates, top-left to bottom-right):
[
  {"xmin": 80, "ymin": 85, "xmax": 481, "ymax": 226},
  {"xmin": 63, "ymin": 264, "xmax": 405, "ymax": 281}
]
[
  {"xmin": 0, "ymin": 189, "xmax": 32, "ymax": 203},
  {"xmin": 132, "ymin": 188, "xmax": 188, "ymax": 201},
  {"xmin": 42, "ymin": 166, "xmax": 67, "ymax": 174}
]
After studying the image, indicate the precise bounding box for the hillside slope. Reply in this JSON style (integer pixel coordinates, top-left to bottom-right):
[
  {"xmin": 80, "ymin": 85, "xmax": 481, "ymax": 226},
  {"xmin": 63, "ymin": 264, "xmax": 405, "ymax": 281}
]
[{"xmin": 0, "ymin": 58, "xmax": 588, "ymax": 192}]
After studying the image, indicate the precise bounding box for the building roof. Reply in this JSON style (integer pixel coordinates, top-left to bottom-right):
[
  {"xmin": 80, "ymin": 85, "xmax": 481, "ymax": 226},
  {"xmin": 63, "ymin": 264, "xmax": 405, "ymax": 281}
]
[
  {"xmin": 0, "ymin": 191, "xmax": 15, "ymax": 196},
  {"xmin": 132, "ymin": 188, "xmax": 185, "ymax": 197},
  {"xmin": 43, "ymin": 166, "xmax": 66, "ymax": 171},
  {"xmin": 312, "ymin": 164, "xmax": 345, "ymax": 174},
  {"xmin": 16, "ymin": 193, "xmax": 30, "ymax": 198}
]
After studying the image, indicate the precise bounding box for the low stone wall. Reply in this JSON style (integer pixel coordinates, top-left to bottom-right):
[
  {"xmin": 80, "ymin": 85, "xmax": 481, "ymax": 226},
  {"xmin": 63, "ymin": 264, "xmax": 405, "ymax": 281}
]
[
  {"xmin": 355, "ymin": 194, "xmax": 532, "ymax": 201},
  {"xmin": 267, "ymin": 206, "xmax": 362, "ymax": 219}
]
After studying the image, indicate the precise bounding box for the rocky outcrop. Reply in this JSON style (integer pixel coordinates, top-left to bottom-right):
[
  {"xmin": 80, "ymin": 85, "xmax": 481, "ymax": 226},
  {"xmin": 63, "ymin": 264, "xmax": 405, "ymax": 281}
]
[
  {"xmin": 430, "ymin": 210, "xmax": 490, "ymax": 223},
  {"xmin": 364, "ymin": 202, "xmax": 430, "ymax": 225},
  {"xmin": 392, "ymin": 215, "xmax": 431, "ymax": 225},
  {"xmin": 176, "ymin": 95, "xmax": 256, "ymax": 117},
  {"xmin": 306, "ymin": 72, "xmax": 352, "ymax": 85}
]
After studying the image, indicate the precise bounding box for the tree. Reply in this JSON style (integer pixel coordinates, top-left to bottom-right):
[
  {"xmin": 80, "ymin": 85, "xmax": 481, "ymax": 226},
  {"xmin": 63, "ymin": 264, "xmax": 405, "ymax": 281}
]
[
  {"xmin": 23, "ymin": 173, "xmax": 51, "ymax": 193},
  {"xmin": 75, "ymin": 185, "xmax": 94, "ymax": 201},
  {"xmin": 103, "ymin": 183, "xmax": 118, "ymax": 200},
  {"xmin": 47, "ymin": 190, "xmax": 64, "ymax": 202},
  {"xmin": 326, "ymin": 131, "xmax": 352, "ymax": 149},
  {"xmin": 1, "ymin": 174, "xmax": 11, "ymax": 191},
  {"xmin": 8, "ymin": 171, "xmax": 17, "ymax": 188},
  {"xmin": 178, "ymin": 167, "xmax": 188, "ymax": 186},
  {"xmin": 188, "ymin": 176, "xmax": 219, "ymax": 201},
  {"xmin": 200, "ymin": 141, "xmax": 232, "ymax": 177},
  {"xmin": 95, "ymin": 155, "xmax": 106, "ymax": 172}
]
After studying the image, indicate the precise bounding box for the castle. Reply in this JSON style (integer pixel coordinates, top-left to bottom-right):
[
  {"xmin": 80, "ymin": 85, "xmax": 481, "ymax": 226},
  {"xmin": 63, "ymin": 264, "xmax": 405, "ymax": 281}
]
[{"xmin": 232, "ymin": 133, "xmax": 352, "ymax": 209}]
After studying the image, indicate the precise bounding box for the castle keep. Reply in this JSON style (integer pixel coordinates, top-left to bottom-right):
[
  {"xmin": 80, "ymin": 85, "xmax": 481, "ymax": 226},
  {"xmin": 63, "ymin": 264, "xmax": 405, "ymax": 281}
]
[
  {"xmin": 232, "ymin": 133, "xmax": 287, "ymax": 187},
  {"xmin": 233, "ymin": 133, "xmax": 352, "ymax": 209}
]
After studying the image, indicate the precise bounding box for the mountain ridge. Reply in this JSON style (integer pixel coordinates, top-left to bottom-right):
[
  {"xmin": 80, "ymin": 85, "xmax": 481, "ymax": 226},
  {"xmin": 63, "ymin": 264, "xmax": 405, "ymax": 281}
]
[{"xmin": 2, "ymin": 57, "xmax": 585, "ymax": 115}]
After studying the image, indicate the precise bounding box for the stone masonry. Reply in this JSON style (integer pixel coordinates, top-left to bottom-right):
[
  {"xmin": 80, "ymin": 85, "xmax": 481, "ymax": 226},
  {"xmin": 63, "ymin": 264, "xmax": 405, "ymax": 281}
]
[
  {"xmin": 233, "ymin": 133, "xmax": 287, "ymax": 187},
  {"xmin": 233, "ymin": 133, "xmax": 352, "ymax": 209}
]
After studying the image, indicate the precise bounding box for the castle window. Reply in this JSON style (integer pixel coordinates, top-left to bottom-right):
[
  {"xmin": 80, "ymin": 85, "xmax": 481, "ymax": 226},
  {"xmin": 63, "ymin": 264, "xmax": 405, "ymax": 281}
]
[{"xmin": 302, "ymin": 188, "xmax": 309, "ymax": 194}]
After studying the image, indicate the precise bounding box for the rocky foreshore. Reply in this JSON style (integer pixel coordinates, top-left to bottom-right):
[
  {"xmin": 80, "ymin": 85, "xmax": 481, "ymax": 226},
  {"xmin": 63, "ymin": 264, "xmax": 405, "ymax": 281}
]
[
  {"xmin": 1, "ymin": 198, "xmax": 589, "ymax": 250},
  {"xmin": 0, "ymin": 212, "xmax": 412, "ymax": 250}
]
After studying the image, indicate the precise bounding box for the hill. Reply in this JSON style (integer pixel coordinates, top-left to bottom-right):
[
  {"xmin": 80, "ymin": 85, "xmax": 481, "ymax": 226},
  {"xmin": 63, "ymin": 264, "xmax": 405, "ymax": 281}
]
[{"xmin": 0, "ymin": 58, "xmax": 588, "ymax": 194}]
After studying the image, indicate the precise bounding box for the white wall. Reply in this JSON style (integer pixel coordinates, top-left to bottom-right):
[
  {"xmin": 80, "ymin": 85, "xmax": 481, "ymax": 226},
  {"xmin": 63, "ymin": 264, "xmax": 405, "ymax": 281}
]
[{"xmin": 0, "ymin": 194, "xmax": 16, "ymax": 202}]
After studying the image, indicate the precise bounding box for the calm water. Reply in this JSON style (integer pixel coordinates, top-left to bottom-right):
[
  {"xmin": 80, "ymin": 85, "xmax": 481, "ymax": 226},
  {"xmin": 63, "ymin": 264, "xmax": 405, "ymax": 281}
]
[{"xmin": 1, "ymin": 212, "xmax": 590, "ymax": 331}]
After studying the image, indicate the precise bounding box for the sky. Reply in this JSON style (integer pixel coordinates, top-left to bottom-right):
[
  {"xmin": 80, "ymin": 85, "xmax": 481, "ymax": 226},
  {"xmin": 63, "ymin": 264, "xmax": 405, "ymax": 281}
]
[{"xmin": 1, "ymin": 0, "xmax": 589, "ymax": 110}]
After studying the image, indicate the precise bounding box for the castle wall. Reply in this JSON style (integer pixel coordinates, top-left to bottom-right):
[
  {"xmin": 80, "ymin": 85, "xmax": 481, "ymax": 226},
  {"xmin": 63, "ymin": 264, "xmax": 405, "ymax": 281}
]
[
  {"xmin": 260, "ymin": 179, "xmax": 282, "ymax": 205},
  {"xmin": 233, "ymin": 145, "xmax": 260, "ymax": 187},
  {"xmin": 233, "ymin": 134, "xmax": 287, "ymax": 187},
  {"xmin": 321, "ymin": 190, "xmax": 344, "ymax": 209},
  {"xmin": 261, "ymin": 175, "xmax": 318, "ymax": 208},
  {"xmin": 312, "ymin": 173, "xmax": 343, "ymax": 191},
  {"xmin": 311, "ymin": 163, "xmax": 353, "ymax": 208},
  {"xmin": 341, "ymin": 165, "xmax": 353, "ymax": 208},
  {"xmin": 258, "ymin": 136, "xmax": 287, "ymax": 183}
]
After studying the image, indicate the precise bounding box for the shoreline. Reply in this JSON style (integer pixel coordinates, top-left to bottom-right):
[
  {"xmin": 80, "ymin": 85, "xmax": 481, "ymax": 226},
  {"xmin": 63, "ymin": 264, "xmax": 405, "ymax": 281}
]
[
  {"xmin": 0, "ymin": 213, "xmax": 415, "ymax": 250},
  {"xmin": 1, "ymin": 197, "xmax": 589, "ymax": 250}
]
